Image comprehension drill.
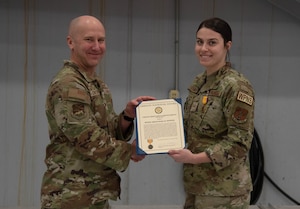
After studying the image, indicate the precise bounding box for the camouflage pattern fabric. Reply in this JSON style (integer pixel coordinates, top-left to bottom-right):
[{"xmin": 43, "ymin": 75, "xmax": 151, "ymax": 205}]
[
  {"xmin": 184, "ymin": 192, "xmax": 250, "ymax": 209},
  {"xmin": 183, "ymin": 64, "xmax": 255, "ymax": 197},
  {"xmin": 41, "ymin": 60, "xmax": 133, "ymax": 209}
]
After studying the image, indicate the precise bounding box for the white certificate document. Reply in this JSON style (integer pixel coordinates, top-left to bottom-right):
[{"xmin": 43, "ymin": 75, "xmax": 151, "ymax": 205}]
[{"xmin": 136, "ymin": 99, "xmax": 185, "ymax": 155}]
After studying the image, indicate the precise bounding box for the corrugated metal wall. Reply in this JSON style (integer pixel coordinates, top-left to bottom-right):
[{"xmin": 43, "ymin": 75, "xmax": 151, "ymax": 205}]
[{"xmin": 0, "ymin": 0, "xmax": 299, "ymax": 207}]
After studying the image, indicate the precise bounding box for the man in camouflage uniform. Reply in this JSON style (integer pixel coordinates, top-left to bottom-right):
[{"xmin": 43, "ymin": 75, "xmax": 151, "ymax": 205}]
[
  {"xmin": 169, "ymin": 17, "xmax": 254, "ymax": 209},
  {"xmin": 41, "ymin": 15, "xmax": 154, "ymax": 209}
]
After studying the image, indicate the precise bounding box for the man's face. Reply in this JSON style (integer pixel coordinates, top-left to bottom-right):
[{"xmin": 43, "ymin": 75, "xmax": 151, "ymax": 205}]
[{"xmin": 68, "ymin": 19, "xmax": 106, "ymax": 71}]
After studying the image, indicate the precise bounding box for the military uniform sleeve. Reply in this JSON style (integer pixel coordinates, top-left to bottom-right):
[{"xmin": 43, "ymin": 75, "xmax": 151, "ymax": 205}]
[
  {"xmin": 205, "ymin": 80, "xmax": 255, "ymax": 171},
  {"xmin": 50, "ymin": 80, "xmax": 132, "ymax": 172}
]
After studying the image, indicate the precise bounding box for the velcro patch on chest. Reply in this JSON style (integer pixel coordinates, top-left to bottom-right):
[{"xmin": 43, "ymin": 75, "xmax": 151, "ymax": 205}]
[
  {"xmin": 209, "ymin": 90, "xmax": 221, "ymax": 97},
  {"xmin": 237, "ymin": 91, "xmax": 253, "ymax": 106},
  {"xmin": 68, "ymin": 88, "xmax": 89, "ymax": 101}
]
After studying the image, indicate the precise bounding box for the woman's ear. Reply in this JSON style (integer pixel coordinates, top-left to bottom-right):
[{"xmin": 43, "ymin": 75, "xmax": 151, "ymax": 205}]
[{"xmin": 226, "ymin": 41, "xmax": 232, "ymax": 50}]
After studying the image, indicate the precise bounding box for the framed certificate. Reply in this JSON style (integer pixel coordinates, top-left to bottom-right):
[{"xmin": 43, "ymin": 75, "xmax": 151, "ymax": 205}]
[{"xmin": 135, "ymin": 98, "xmax": 185, "ymax": 155}]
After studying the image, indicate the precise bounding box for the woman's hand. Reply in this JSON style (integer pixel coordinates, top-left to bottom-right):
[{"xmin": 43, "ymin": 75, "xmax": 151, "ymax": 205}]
[
  {"xmin": 168, "ymin": 149, "xmax": 211, "ymax": 164},
  {"xmin": 168, "ymin": 149, "xmax": 195, "ymax": 164}
]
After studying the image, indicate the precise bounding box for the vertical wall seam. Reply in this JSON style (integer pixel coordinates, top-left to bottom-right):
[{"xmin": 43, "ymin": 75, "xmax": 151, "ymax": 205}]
[
  {"xmin": 174, "ymin": 0, "xmax": 179, "ymax": 90},
  {"xmin": 240, "ymin": 0, "xmax": 245, "ymax": 68},
  {"xmin": 31, "ymin": 0, "xmax": 37, "ymax": 204},
  {"xmin": 99, "ymin": 0, "xmax": 106, "ymax": 80},
  {"xmin": 18, "ymin": 0, "xmax": 29, "ymax": 206},
  {"xmin": 125, "ymin": 0, "xmax": 133, "ymax": 204},
  {"xmin": 3, "ymin": 1, "xmax": 10, "ymax": 204},
  {"xmin": 212, "ymin": 0, "xmax": 216, "ymax": 16},
  {"xmin": 126, "ymin": 0, "xmax": 133, "ymax": 100},
  {"xmin": 265, "ymin": 6, "xmax": 274, "ymax": 148}
]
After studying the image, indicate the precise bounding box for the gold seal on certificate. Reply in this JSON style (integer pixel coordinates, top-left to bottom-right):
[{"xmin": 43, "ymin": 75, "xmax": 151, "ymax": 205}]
[{"xmin": 136, "ymin": 98, "xmax": 185, "ymax": 154}]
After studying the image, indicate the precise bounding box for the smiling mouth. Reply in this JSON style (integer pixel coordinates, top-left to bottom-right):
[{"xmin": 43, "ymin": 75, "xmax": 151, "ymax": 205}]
[
  {"xmin": 200, "ymin": 55, "xmax": 212, "ymax": 61},
  {"xmin": 200, "ymin": 54, "xmax": 212, "ymax": 57},
  {"xmin": 90, "ymin": 52, "xmax": 101, "ymax": 55},
  {"xmin": 89, "ymin": 53, "xmax": 102, "ymax": 58}
]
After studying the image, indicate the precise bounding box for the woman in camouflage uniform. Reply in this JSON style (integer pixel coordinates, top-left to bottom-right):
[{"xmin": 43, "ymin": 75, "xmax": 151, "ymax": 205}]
[{"xmin": 169, "ymin": 17, "xmax": 255, "ymax": 209}]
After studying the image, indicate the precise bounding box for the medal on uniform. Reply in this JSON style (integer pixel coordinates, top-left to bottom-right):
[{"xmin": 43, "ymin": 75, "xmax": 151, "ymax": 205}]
[
  {"xmin": 202, "ymin": 90, "xmax": 209, "ymax": 105},
  {"xmin": 202, "ymin": 95, "xmax": 208, "ymax": 105},
  {"xmin": 201, "ymin": 92, "xmax": 209, "ymax": 113}
]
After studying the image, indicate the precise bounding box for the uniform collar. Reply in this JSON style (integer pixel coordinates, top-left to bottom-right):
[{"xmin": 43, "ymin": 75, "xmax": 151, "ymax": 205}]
[
  {"xmin": 188, "ymin": 63, "xmax": 232, "ymax": 94},
  {"xmin": 63, "ymin": 60, "xmax": 97, "ymax": 82}
]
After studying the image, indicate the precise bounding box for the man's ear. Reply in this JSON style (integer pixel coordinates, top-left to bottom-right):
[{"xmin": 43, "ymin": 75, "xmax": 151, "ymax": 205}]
[{"xmin": 67, "ymin": 35, "xmax": 73, "ymax": 50}]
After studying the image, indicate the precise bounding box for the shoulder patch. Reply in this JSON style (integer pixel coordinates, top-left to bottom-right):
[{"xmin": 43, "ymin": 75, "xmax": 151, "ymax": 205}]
[
  {"xmin": 232, "ymin": 107, "xmax": 248, "ymax": 123},
  {"xmin": 237, "ymin": 91, "xmax": 253, "ymax": 106}
]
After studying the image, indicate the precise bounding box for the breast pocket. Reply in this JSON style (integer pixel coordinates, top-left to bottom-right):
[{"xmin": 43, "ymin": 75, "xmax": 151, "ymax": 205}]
[
  {"xmin": 189, "ymin": 96, "xmax": 226, "ymax": 138},
  {"xmin": 203, "ymin": 96, "xmax": 224, "ymax": 129}
]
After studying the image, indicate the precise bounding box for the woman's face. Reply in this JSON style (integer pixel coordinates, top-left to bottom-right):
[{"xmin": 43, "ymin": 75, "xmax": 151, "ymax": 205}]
[{"xmin": 195, "ymin": 27, "xmax": 231, "ymax": 73}]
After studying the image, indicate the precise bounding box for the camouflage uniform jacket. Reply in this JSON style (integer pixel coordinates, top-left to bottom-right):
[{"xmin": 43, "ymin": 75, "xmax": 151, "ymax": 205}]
[
  {"xmin": 41, "ymin": 60, "xmax": 133, "ymax": 209},
  {"xmin": 183, "ymin": 64, "xmax": 255, "ymax": 196}
]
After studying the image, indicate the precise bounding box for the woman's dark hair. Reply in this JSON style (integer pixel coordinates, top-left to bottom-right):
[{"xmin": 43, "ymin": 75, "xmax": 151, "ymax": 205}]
[{"xmin": 196, "ymin": 17, "xmax": 232, "ymax": 45}]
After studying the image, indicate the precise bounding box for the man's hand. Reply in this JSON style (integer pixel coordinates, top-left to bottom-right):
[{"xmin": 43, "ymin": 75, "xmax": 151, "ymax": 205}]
[{"xmin": 124, "ymin": 96, "xmax": 156, "ymax": 118}]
